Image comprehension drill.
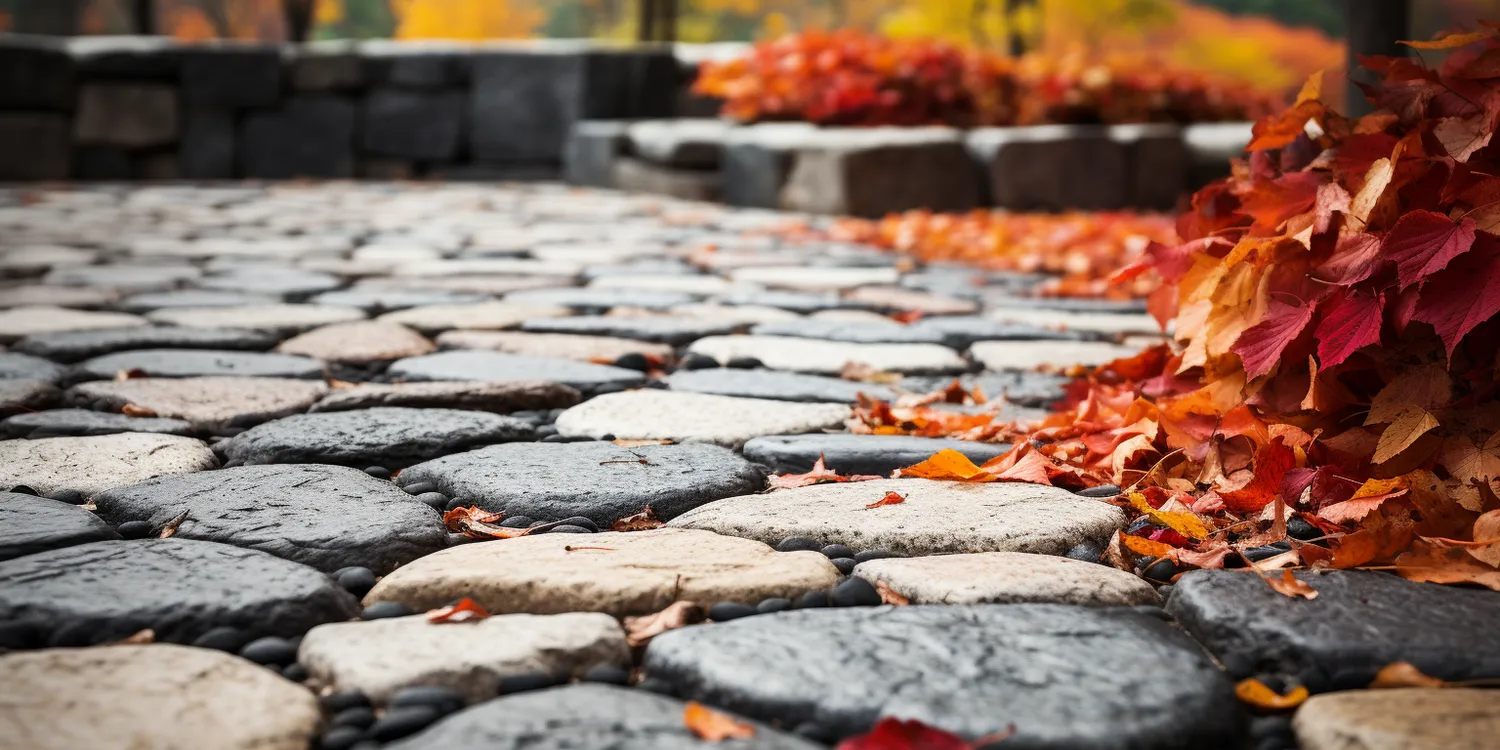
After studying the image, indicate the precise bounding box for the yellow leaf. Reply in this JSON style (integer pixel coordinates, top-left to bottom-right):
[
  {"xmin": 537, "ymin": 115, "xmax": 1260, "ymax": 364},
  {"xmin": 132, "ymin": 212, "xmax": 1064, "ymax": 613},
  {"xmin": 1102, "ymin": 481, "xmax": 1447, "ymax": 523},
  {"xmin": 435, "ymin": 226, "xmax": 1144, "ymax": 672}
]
[
  {"xmin": 1119, "ymin": 531, "xmax": 1176, "ymax": 558},
  {"xmin": 1373, "ymin": 408, "xmax": 1440, "ymax": 464},
  {"xmin": 1400, "ymin": 29, "xmax": 1494, "ymax": 49},
  {"xmin": 1349, "ymin": 155, "xmax": 1396, "ymax": 226},
  {"xmin": 1370, "ymin": 661, "xmax": 1448, "ymax": 689},
  {"xmin": 1293, "ymin": 70, "xmax": 1323, "ymax": 106},
  {"xmin": 1127, "ymin": 492, "xmax": 1210, "ymax": 540},
  {"xmin": 897, "ymin": 449, "xmax": 992, "ymax": 481},
  {"xmin": 1235, "ymin": 678, "xmax": 1309, "ymax": 709}
]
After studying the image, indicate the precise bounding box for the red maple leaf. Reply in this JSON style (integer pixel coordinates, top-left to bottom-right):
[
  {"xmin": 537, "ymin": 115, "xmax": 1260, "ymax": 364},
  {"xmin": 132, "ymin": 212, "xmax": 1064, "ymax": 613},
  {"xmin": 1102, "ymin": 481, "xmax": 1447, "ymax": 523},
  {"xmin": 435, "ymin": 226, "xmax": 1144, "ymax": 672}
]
[
  {"xmin": 1381, "ymin": 210, "xmax": 1477, "ymax": 289},
  {"xmin": 836, "ymin": 718, "xmax": 1014, "ymax": 750},
  {"xmin": 1314, "ymin": 290, "xmax": 1385, "ymax": 367},
  {"xmin": 1412, "ymin": 235, "xmax": 1500, "ymax": 357},
  {"xmin": 1233, "ymin": 301, "xmax": 1315, "ymax": 379}
]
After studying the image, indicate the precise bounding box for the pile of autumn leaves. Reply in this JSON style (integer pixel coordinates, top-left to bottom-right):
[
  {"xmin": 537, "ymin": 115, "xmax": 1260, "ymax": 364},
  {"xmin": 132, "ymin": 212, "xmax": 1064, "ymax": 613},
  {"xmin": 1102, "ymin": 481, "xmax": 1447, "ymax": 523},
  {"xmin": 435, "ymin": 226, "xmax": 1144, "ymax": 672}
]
[
  {"xmin": 975, "ymin": 27, "xmax": 1500, "ymax": 589},
  {"xmin": 693, "ymin": 29, "xmax": 1280, "ymax": 128}
]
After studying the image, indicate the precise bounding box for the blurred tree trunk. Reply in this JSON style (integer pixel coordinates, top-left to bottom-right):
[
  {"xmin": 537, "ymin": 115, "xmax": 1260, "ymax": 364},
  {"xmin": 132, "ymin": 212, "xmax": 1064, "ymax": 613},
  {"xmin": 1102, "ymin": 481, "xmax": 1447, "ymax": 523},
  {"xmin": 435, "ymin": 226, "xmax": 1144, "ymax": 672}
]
[
  {"xmin": 14, "ymin": 0, "xmax": 79, "ymax": 35},
  {"xmin": 133, "ymin": 0, "xmax": 155, "ymax": 34},
  {"xmin": 285, "ymin": 0, "xmax": 315, "ymax": 42},
  {"xmin": 1345, "ymin": 0, "xmax": 1409, "ymax": 116},
  {"xmin": 1006, "ymin": 0, "xmax": 1036, "ymax": 56}
]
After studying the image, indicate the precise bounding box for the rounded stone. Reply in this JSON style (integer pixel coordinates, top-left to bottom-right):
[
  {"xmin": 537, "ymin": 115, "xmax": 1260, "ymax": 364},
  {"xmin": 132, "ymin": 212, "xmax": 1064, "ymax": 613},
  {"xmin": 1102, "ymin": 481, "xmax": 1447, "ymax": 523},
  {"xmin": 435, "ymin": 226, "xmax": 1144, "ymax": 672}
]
[
  {"xmin": 239, "ymin": 636, "xmax": 299, "ymax": 666},
  {"xmin": 309, "ymin": 380, "xmax": 581, "ymax": 415},
  {"xmin": 192, "ymin": 626, "xmax": 250, "ymax": 653},
  {"xmin": 0, "ymin": 539, "xmax": 359, "ymax": 649},
  {"xmin": 1293, "ymin": 688, "xmax": 1500, "ymax": 750},
  {"xmin": 0, "ymin": 432, "xmax": 219, "ymax": 497},
  {"xmin": 777, "ymin": 537, "xmax": 823, "ymax": 553},
  {"xmin": 821, "ymin": 544, "xmax": 855, "ymax": 559},
  {"xmin": 583, "ymin": 665, "xmax": 631, "ymax": 685},
  {"xmin": 386, "ymin": 350, "xmax": 645, "ymax": 396},
  {"xmin": 93, "ymin": 465, "xmax": 448, "ymax": 574},
  {"xmin": 708, "ymin": 602, "xmax": 758, "ymax": 621},
  {"xmin": 275, "ymin": 320, "xmax": 435, "ymax": 365},
  {"xmin": 332, "ymin": 706, "xmax": 376, "ymax": 730},
  {"xmin": 796, "ymin": 591, "xmax": 831, "ymax": 609},
  {"xmin": 320, "ymin": 725, "xmax": 364, "ymax": 750},
  {"xmin": 361, "ymin": 601, "xmax": 414, "ymax": 620},
  {"xmin": 281, "ymin": 663, "xmax": 309, "ymax": 682},
  {"xmin": 320, "ymin": 690, "xmax": 372, "ymax": 714},
  {"xmin": 830, "ymin": 577, "xmax": 881, "ymax": 607},
  {"xmin": 554, "ymin": 389, "xmax": 851, "ymax": 450},
  {"xmin": 687, "ymin": 334, "xmax": 966, "ymax": 375},
  {"xmin": 0, "ymin": 644, "xmax": 321, "ymax": 750},
  {"xmin": 71, "ymin": 349, "xmax": 326, "ymax": 382},
  {"xmin": 757, "ymin": 598, "xmax": 792, "ymax": 614},
  {"xmin": 389, "ymin": 685, "xmax": 466, "ymax": 714},
  {"xmin": 364, "ymin": 528, "xmax": 840, "ymax": 617},
  {"xmin": 744, "ymin": 434, "xmax": 1010, "ymax": 476},
  {"xmin": 669, "ymin": 478, "xmax": 1125, "ymax": 557},
  {"xmin": 338, "ymin": 568, "xmax": 378, "ymax": 598},
  {"xmin": 67, "ymin": 377, "xmax": 329, "ymax": 433},
  {"xmin": 853, "ymin": 551, "xmax": 1160, "ymax": 606},
  {"xmin": 0, "ymin": 408, "xmax": 196, "ymax": 439},
  {"xmin": 214, "ymin": 407, "xmax": 534, "ymax": 469},
  {"xmin": 830, "ymin": 557, "xmax": 857, "ymax": 575},
  {"xmin": 368, "ymin": 706, "xmax": 441, "ymax": 743},
  {"xmin": 497, "ymin": 672, "xmax": 562, "ymax": 695},
  {"xmin": 0, "ymin": 493, "xmax": 121, "ymax": 562},
  {"xmin": 364, "ymin": 465, "xmax": 391, "ymax": 479}
]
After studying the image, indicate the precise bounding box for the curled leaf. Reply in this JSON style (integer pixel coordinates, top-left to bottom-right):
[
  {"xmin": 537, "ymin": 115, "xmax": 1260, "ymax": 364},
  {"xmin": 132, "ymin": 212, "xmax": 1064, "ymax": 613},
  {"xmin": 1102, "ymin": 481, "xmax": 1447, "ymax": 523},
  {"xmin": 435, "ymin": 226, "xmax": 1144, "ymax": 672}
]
[
  {"xmin": 121, "ymin": 403, "xmax": 157, "ymax": 417},
  {"xmin": 866, "ymin": 491, "xmax": 906, "ymax": 509},
  {"xmin": 443, "ymin": 506, "xmax": 530, "ymax": 540},
  {"xmin": 624, "ymin": 601, "xmax": 705, "ymax": 648},
  {"xmin": 874, "ymin": 579, "xmax": 910, "ymax": 606},
  {"xmin": 683, "ymin": 701, "xmax": 756, "ymax": 742},
  {"xmin": 426, "ymin": 597, "xmax": 490, "ymax": 623},
  {"xmin": 769, "ymin": 455, "xmax": 881, "ymax": 490},
  {"xmin": 611, "ymin": 506, "xmax": 664, "ymax": 532},
  {"xmin": 1235, "ymin": 678, "xmax": 1309, "ymax": 710},
  {"xmin": 1266, "ymin": 569, "xmax": 1319, "ymax": 599},
  {"xmin": 1370, "ymin": 661, "xmax": 1448, "ymax": 689}
]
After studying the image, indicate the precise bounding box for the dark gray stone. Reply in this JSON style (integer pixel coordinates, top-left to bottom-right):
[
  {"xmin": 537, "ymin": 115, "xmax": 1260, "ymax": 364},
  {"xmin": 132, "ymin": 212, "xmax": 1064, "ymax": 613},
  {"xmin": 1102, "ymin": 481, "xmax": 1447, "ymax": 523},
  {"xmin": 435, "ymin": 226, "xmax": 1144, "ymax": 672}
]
[
  {"xmin": 388, "ymin": 351, "xmax": 646, "ymax": 395},
  {"xmin": 968, "ymin": 126, "xmax": 1128, "ymax": 211},
  {"xmin": 1, "ymin": 409, "xmax": 194, "ymax": 439},
  {"xmin": 45, "ymin": 264, "xmax": 198, "ymax": 290},
  {"xmin": 0, "ymin": 36, "xmax": 74, "ymax": 110},
  {"xmin": 743, "ymin": 434, "xmax": 1011, "ymax": 476},
  {"xmin": 0, "ymin": 353, "xmax": 65, "ymax": 383},
  {"xmin": 469, "ymin": 51, "xmax": 587, "ymax": 164},
  {"xmin": 179, "ymin": 46, "xmax": 282, "ymax": 108},
  {"xmin": 214, "ymin": 406, "xmax": 534, "ymax": 469},
  {"xmin": 240, "ymin": 96, "xmax": 356, "ymax": 179},
  {"xmin": 667, "ymin": 369, "xmax": 895, "ymax": 404},
  {"xmin": 93, "ymin": 464, "xmax": 447, "ymax": 574},
  {"xmin": 505, "ymin": 288, "xmax": 698, "ymax": 311},
  {"xmin": 0, "ymin": 114, "xmax": 72, "ymax": 181},
  {"xmin": 900, "ymin": 372, "xmax": 1071, "ymax": 408},
  {"xmin": 1167, "ymin": 570, "xmax": 1500, "ymax": 693},
  {"xmin": 0, "ymin": 538, "xmax": 360, "ymax": 649},
  {"xmin": 71, "ymin": 349, "xmax": 325, "ymax": 381},
  {"xmin": 362, "ymin": 89, "xmax": 466, "ymax": 161},
  {"xmin": 989, "ymin": 297, "xmax": 1148, "ymax": 315},
  {"xmin": 67, "ymin": 36, "xmax": 181, "ymax": 80},
  {"xmin": 612, "ymin": 158, "xmax": 720, "ymax": 202},
  {"xmin": 397, "ymin": 441, "xmax": 765, "ymax": 526},
  {"xmin": 644, "ymin": 605, "xmax": 1244, "ymax": 747},
  {"xmin": 73, "ymin": 83, "xmax": 178, "ymax": 148},
  {"xmin": 74, "ymin": 145, "xmax": 134, "ymax": 180},
  {"xmin": 310, "ymin": 289, "xmax": 492, "ymax": 314},
  {"xmin": 0, "ymin": 380, "xmax": 61, "ymax": 416},
  {"xmin": 117, "ymin": 290, "xmax": 280, "ymax": 313},
  {"xmin": 520, "ymin": 315, "xmax": 741, "ymax": 346},
  {"xmin": 362, "ymin": 42, "xmax": 468, "ymax": 88},
  {"xmin": 0, "ymin": 493, "xmax": 120, "ymax": 562},
  {"xmin": 180, "ymin": 107, "xmax": 236, "ymax": 179},
  {"xmin": 197, "ymin": 267, "xmax": 344, "ymax": 299},
  {"xmin": 563, "ymin": 120, "xmax": 629, "ymax": 188},
  {"xmin": 291, "ymin": 41, "xmax": 364, "ymax": 91},
  {"xmin": 721, "ymin": 124, "xmax": 816, "ymax": 209},
  {"xmin": 386, "ymin": 684, "xmax": 818, "ymax": 750},
  {"xmin": 309, "ymin": 381, "xmax": 581, "ymax": 415},
  {"xmin": 627, "ymin": 119, "xmax": 729, "ymax": 169},
  {"xmin": 14, "ymin": 327, "xmax": 280, "ymax": 364},
  {"xmin": 781, "ymin": 130, "xmax": 981, "ymax": 218}
]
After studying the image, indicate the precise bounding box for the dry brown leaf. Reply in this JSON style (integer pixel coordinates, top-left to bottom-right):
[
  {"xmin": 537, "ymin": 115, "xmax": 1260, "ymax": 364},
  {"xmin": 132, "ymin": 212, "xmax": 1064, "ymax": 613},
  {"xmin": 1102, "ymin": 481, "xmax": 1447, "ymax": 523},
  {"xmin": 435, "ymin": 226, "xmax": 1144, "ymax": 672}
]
[
  {"xmin": 1370, "ymin": 661, "xmax": 1448, "ymax": 689},
  {"xmin": 624, "ymin": 601, "xmax": 705, "ymax": 648},
  {"xmin": 426, "ymin": 597, "xmax": 490, "ymax": 623},
  {"xmin": 1373, "ymin": 408, "xmax": 1440, "ymax": 464},
  {"xmin": 768, "ymin": 455, "xmax": 882, "ymax": 490},
  {"xmin": 611, "ymin": 506, "xmax": 665, "ymax": 532},
  {"xmin": 1234, "ymin": 678, "xmax": 1309, "ymax": 710},
  {"xmin": 683, "ymin": 701, "xmax": 756, "ymax": 742},
  {"xmin": 442, "ymin": 506, "xmax": 531, "ymax": 539},
  {"xmin": 1467, "ymin": 510, "xmax": 1500, "ymax": 567},
  {"xmin": 614, "ymin": 438, "xmax": 674, "ymax": 447},
  {"xmin": 157, "ymin": 510, "xmax": 189, "ymax": 539},
  {"xmin": 1366, "ymin": 366, "xmax": 1451, "ymax": 425},
  {"xmin": 1266, "ymin": 569, "xmax": 1319, "ymax": 599},
  {"xmin": 1396, "ymin": 540, "xmax": 1500, "ymax": 590},
  {"xmin": 874, "ymin": 579, "xmax": 910, "ymax": 605},
  {"xmin": 121, "ymin": 403, "xmax": 157, "ymax": 417},
  {"xmin": 865, "ymin": 491, "xmax": 906, "ymax": 509},
  {"xmin": 114, "ymin": 368, "xmax": 147, "ymax": 381}
]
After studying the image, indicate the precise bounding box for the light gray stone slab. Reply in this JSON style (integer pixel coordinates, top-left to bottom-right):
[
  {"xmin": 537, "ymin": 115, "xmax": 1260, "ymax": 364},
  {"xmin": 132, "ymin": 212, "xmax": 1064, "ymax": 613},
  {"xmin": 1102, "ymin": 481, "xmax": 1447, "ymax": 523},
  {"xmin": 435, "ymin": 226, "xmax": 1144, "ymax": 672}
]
[
  {"xmin": 555, "ymin": 390, "xmax": 850, "ymax": 450},
  {"xmin": 688, "ymin": 335, "xmax": 967, "ymax": 375},
  {"xmin": 0, "ymin": 432, "xmax": 218, "ymax": 496},
  {"xmin": 854, "ymin": 551, "xmax": 1158, "ymax": 606}
]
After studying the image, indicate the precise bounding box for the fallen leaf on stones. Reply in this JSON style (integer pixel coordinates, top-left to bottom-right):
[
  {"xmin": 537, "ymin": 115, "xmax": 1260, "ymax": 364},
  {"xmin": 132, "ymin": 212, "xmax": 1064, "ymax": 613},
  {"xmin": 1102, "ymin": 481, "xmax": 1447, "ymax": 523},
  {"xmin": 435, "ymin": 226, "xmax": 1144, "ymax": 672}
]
[
  {"xmin": 1370, "ymin": 661, "xmax": 1448, "ymax": 689},
  {"xmin": 840, "ymin": 360, "xmax": 902, "ymax": 384},
  {"xmin": 768, "ymin": 455, "xmax": 882, "ymax": 490},
  {"xmin": 1235, "ymin": 678, "xmax": 1309, "ymax": 710},
  {"xmin": 443, "ymin": 506, "xmax": 531, "ymax": 539},
  {"xmin": 157, "ymin": 510, "xmax": 189, "ymax": 539},
  {"xmin": 426, "ymin": 597, "xmax": 490, "ymax": 623},
  {"xmin": 121, "ymin": 403, "xmax": 157, "ymax": 417},
  {"xmin": 1247, "ymin": 549, "xmax": 1301, "ymax": 571},
  {"xmin": 836, "ymin": 717, "xmax": 1012, "ymax": 749},
  {"xmin": 1119, "ymin": 532, "xmax": 1175, "ymax": 558},
  {"xmin": 1395, "ymin": 540, "xmax": 1500, "ymax": 590},
  {"xmin": 104, "ymin": 629, "xmax": 155, "ymax": 645},
  {"xmin": 624, "ymin": 601, "xmax": 705, "ymax": 648},
  {"xmin": 614, "ymin": 438, "xmax": 674, "ymax": 447},
  {"xmin": 612, "ymin": 506, "xmax": 665, "ymax": 531},
  {"xmin": 866, "ymin": 491, "xmax": 906, "ymax": 509},
  {"xmin": 1266, "ymin": 569, "xmax": 1319, "ymax": 599},
  {"xmin": 874, "ymin": 580, "xmax": 910, "ymax": 606},
  {"xmin": 1127, "ymin": 492, "xmax": 1210, "ymax": 540},
  {"xmin": 683, "ymin": 702, "xmax": 755, "ymax": 741},
  {"xmin": 898, "ymin": 449, "xmax": 993, "ymax": 481},
  {"xmin": 114, "ymin": 368, "xmax": 147, "ymax": 380}
]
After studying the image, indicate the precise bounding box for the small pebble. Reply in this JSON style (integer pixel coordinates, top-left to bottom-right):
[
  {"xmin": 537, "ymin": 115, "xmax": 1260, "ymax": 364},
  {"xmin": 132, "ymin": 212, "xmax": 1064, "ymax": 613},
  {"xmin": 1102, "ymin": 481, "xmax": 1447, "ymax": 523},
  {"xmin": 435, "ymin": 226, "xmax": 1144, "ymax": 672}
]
[
  {"xmin": 796, "ymin": 590, "xmax": 830, "ymax": 609},
  {"xmin": 830, "ymin": 557, "xmax": 857, "ymax": 575},
  {"xmin": 541, "ymin": 524, "xmax": 592, "ymax": 534},
  {"xmin": 1133, "ymin": 555, "xmax": 1158, "ymax": 573},
  {"xmin": 414, "ymin": 492, "xmax": 449, "ymax": 511},
  {"xmin": 1243, "ymin": 541, "xmax": 1292, "ymax": 562},
  {"xmin": 363, "ymin": 466, "xmax": 390, "ymax": 480},
  {"xmin": 678, "ymin": 352, "xmax": 718, "ymax": 370},
  {"xmin": 548, "ymin": 408, "xmax": 567, "ymax": 420},
  {"xmin": 852, "ymin": 549, "xmax": 900, "ymax": 564},
  {"xmin": 444, "ymin": 497, "xmax": 466, "ymax": 512},
  {"xmin": 820, "ymin": 544, "xmax": 855, "ymax": 559},
  {"xmin": 756, "ymin": 597, "xmax": 791, "ymax": 614},
  {"xmin": 535, "ymin": 424, "xmax": 558, "ymax": 438},
  {"xmin": 318, "ymin": 725, "xmax": 364, "ymax": 750},
  {"xmin": 1156, "ymin": 583, "xmax": 1175, "ymax": 601},
  {"xmin": 191, "ymin": 626, "xmax": 248, "ymax": 653},
  {"xmin": 637, "ymin": 677, "xmax": 676, "ymax": 696},
  {"xmin": 725, "ymin": 356, "xmax": 763, "ymax": 369},
  {"xmin": 776, "ymin": 536, "xmax": 822, "ymax": 553},
  {"xmin": 555, "ymin": 516, "xmax": 599, "ymax": 532},
  {"xmin": 1076, "ymin": 484, "xmax": 1122, "ymax": 498},
  {"xmin": 402, "ymin": 481, "xmax": 436, "ymax": 496},
  {"xmin": 9, "ymin": 484, "xmax": 37, "ymax": 495},
  {"xmin": 361, "ymin": 601, "xmax": 413, "ymax": 620},
  {"xmin": 541, "ymin": 434, "xmax": 569, "ymax": 443},
  {"xmin": 390, "ymin": 684, "xmax": 465, "ymax": 716},
  {"xmin": 117, "ymin": 520, "xmax": 151, "ymax": 539},
  {"xmin": 501, "ymin": 515, "xmax": 533, "ymax": 528},
  {"xmin": 831, "ymin": 577, "xmax": 883, "ymax": 607},
  {"xmin": 1142, "ymin": 557, "xmax": 1181, "ymax": 583},
  {"xmin": 1287, "ymin": 517, "xmax": 1322, "ymax": 542},
  {"xmin": 367, "ymin": 706, "xmax": 440, "ymax": 742},
  {"xmin": 319, "ymin": 690, "xmax": 371, "ymax": 714},
  {"xmin": 332, "ymin": 706, "xmax": 376, "ymax": 730},
  {"xmin": 497, "ymin": 672, "xmax": 559, "ymax": 695},
  {"xmin": 614, "ymin": 353, "xmax": 651, "ymax": 372},
  {"xmin": 46, "ymin": 488, "xmax": 86, "ymax": 504},
  {"xmin": 1064, "ymin": 542, "xmax": 1104, "ymax": 564},
  {"xmin": 337, "ymin": 567, "xmax": 378, "ymax": 598},
  {"xmin": 447, "ymin": 532, "xmax": 479, "ymax": 546},
  {"xmin": 1125, "ymin": 517, "xmax": 1155, "ymax": 536},
  {"xmin": 582, "ymin": 664, "xmax": 631, "ymax": 685},
  {"xmin": 708, "ymin": 602, "xmax": 758, "ymax": 621},
  {"xmin": 238, "ymin": 636, "xmax": 298, "ymax": 667},
  {"xmin": 280, "ymin": 663, "xmax": 308, "ymax": 682}
]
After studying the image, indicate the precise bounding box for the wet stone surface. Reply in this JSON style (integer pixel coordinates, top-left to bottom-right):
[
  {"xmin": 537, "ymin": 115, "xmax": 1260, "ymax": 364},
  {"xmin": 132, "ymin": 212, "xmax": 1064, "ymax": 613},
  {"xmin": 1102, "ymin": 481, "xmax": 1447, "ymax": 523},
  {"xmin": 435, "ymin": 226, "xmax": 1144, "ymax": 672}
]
[
  {"xmin": 0, "ymin": 432, "xmax": 219, "ymax": 497},
  {"xmin": 70, "ymin": 348, "xmax": 326, "ymax": 381},
  {"xmin": 214, "ymin": 407, "xmax": 534, "ymax": 469},
  {"xmin": 66, "ymin": 377, "xmax": 329, "ymax": 432},
  {"xmin": 93, "ymin": 464, "xmax": 447, "ymax": 573},
  {"xmin": 0, "ymin": 493, "xmax": 122, "ymax": 561},
  {"xmin": 643, "ymin": 604, "xmax": 1245, "ymax": 748},
  {"xmin": 666, "ymin": 367, "xmax": 896, "ymax": 403},
  {"xmin": 387, "ymin": 350, "xmax": 646, "ymax": 395},
  {"xmin": 0, "ymin": 408, "xmax": 195, "ymax": 438},
  {"xmin": 12, "ymin": 326, "xmax": 282, "ymax": 363}
]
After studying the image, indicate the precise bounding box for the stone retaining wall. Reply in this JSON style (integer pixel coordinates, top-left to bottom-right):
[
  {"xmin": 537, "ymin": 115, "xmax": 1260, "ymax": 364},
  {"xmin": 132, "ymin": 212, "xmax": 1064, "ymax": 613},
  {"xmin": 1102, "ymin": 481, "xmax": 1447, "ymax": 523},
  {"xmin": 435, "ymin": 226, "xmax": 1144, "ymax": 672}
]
[{"xmin": 0, "ymin": 34, "xmax": 682, "ymax": 182}]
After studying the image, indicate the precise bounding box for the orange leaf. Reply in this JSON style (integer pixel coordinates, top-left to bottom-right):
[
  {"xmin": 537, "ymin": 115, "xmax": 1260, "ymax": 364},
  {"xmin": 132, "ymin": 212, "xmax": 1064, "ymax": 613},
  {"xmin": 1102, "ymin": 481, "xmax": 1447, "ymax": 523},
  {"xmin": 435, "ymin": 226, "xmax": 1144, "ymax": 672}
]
[
  {"xmin": 1370, "ymin": 661, "xmax": 1448, "ymax": 689},
  {"xmin": 1234, "ymin": 678, "xmax": 1309, "ymax": 710},
  {"xmin": 1127, "ymin": 492, "xmax": 1210, "ymax": 540},
  {"xmin": 898, "ymin": 449, "xmax": 993, "ymax": 481},
  {"xmin": 426, "ymin": 597, "xmax": 490, "ymax": 623},
  {"xmin": 1119, "ymin": 532, "xmax": 1175, "ymax": 558},
  {"xmin": 1400, "ymin": 29, "xmax": 1495, "ymax": 49},
  {"xmin": 865, "ymin": 491, "xmax": 906, "ymax": 509},
  {"xmin": 989, "ymin": 449, "xmax": 1054, "ymax": 485},
  {"xmin": 121, "ymin": 403, "xmax": 158, "ymax": 417},
  {"xmin": 874, "ymin": 579, "xmax": 910, "ymax": 605},
  {"xmin": 1218, "ymin": 438, "xmax": 1295, "ymax": 513},
  {"xmin": 1266, "ymin": 569, "xmax": 1319, "ymax": 600},
  {"xmin": 1396, "ymin": 540, "xmax": 1500, "ymax": 591},
  {"xmin": 683, "ymin": 702, "xmax": 756, "ymax": 742}
]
